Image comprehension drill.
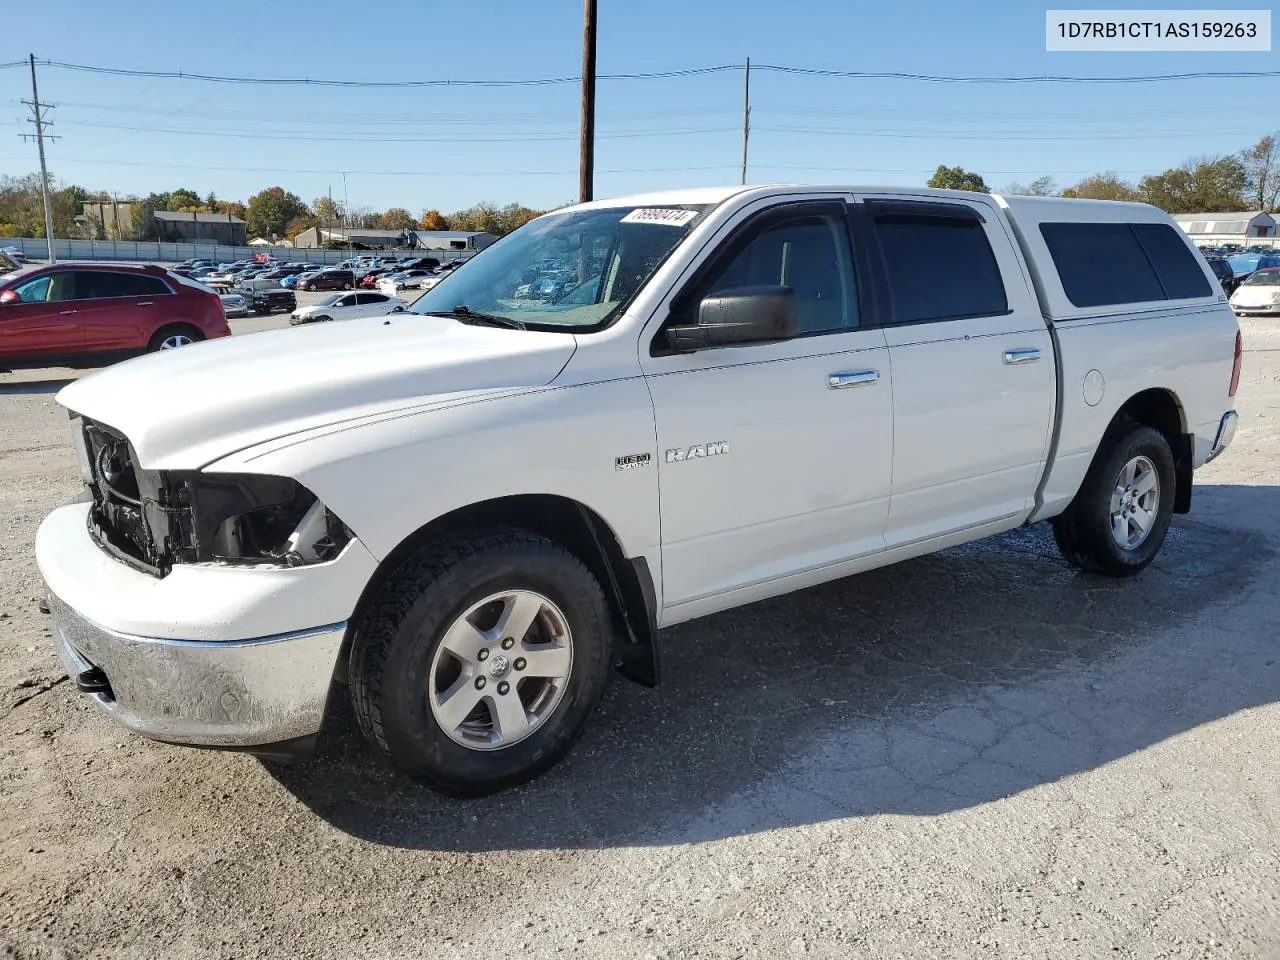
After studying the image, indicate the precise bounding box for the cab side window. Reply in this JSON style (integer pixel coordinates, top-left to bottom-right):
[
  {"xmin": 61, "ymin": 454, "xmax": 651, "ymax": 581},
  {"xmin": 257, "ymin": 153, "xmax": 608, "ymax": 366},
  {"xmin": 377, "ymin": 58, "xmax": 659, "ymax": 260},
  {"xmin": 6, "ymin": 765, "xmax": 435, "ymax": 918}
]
[
  {"xmin": 671, "ymin": 203, "xmax": 859, "ymax": 338},
  {"xmin": 868, "ymin": 203, "xmax": 1009, "ymax": 324}
]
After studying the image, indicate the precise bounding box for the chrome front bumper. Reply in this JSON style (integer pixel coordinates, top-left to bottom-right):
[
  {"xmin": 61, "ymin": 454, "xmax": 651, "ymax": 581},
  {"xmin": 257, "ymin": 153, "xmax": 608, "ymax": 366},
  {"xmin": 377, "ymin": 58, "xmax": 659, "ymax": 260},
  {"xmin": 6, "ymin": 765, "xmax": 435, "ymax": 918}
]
[{"xmin": 47, "ymin": 594, "xmax": 346, "ymax": 748}]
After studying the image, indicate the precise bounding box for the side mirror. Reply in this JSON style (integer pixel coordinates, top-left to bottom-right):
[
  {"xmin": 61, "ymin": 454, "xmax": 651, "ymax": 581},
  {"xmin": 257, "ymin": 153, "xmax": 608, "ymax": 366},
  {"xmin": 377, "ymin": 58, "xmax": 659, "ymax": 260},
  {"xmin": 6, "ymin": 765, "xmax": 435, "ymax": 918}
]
[
  {"xmin": 0, "ymin": 290, "xmax": 20, "ymax": 305},
  {"xmin": 666, "ymin": 285, "xmax": 799, "ymax": 353}
]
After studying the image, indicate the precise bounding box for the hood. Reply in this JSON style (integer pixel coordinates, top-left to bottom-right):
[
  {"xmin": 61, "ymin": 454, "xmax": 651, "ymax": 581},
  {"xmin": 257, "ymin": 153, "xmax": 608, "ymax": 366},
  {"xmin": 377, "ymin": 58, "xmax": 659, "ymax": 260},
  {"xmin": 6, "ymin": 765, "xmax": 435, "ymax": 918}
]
[{"xmin": 57, "ymin": 314, "xmax": 577, "ymax": 469}]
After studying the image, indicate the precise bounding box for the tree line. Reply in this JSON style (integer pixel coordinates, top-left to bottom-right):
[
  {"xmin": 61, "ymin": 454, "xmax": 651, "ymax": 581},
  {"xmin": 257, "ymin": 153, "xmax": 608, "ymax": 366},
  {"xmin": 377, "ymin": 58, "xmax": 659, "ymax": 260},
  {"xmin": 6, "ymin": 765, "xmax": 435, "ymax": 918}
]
[
  {"xmin": 0, "ymin": 175, "xmax": 556, "ymax": 242},
  {"xmin": 927, "ymin": 133, "xmax": 1280, "ymax": 212},
  {"xmin": 7, "ymin": 130, "xmax": 1280, "ymax": 242}
]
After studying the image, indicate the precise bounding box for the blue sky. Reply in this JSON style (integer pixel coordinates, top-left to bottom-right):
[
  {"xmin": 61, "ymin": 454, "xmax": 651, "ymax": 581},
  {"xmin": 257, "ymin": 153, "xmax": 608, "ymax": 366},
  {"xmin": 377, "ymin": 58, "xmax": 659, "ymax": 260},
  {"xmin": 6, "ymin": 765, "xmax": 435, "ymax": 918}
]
[{"xmin": 2, "ymin": 0, "xmax": 1275, "ymax": 214}]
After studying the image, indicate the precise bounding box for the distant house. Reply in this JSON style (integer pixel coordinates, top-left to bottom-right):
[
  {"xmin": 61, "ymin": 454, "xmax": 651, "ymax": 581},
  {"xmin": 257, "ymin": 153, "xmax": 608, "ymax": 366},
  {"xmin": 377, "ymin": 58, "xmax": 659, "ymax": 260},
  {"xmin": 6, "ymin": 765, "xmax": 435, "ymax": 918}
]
[
  {"xmin": 292, "ymin": 227, "xmax": 410, "ymax": 250},
  {"xmin": 248, "ymin": 236, "xmax": 285, "ymax": 247},
  {"xmin": 1172, "ymin": 211, "xmax": 1277, "ymax": 244},
  {"xmin": 78, "ymin": 202, "xmax": 247, "ymax": 244},
  {"xmin": 151, "ymin": 211, "xmax": 247, "ymax": 245},
  {"xmin": 410, "ymin": 230, "xmax": 498, "ymax": 253},
  {"xmin": 292, "ymin": 226, "xmax": 498, "ymax": 253},
  {"xmin": 78, "ymin": 200, "xmax": 146, "ymax": 241}
]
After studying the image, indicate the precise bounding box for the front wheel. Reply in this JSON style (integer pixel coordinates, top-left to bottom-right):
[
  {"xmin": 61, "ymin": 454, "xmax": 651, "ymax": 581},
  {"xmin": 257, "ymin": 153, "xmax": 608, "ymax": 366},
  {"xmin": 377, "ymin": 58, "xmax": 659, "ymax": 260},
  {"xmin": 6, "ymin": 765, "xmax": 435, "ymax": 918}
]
[
  {"xmin": 342, "ymin": 282, "xmax": 353, "ymax": 290},
  {"xmin": 349, "ymin": 530, "xmax": 613, "ymax": 795},
  {"xmin": 1052, "ymin": 424, "xmax": 1176, "ymax": 576}
]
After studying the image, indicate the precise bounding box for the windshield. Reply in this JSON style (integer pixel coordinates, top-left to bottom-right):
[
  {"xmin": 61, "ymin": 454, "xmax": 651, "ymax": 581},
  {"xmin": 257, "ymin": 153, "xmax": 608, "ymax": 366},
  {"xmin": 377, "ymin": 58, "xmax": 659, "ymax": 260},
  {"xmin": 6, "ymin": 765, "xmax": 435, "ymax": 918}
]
[
  {"xmin": 1244, "ymin": 270, "xmax": 1280, "ymax": 285},
  {"xmin": 409, "ymin": 204, "xmax": 711, "ymax": 330},
  {"xmin": 318, "ymin": 294, "xmax": 343, "ymax": 305}
]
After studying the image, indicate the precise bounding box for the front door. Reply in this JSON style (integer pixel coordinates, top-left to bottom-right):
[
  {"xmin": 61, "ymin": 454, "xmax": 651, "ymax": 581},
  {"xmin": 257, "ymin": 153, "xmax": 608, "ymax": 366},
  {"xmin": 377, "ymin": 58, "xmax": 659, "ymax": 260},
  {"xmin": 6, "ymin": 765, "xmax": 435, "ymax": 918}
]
[
  {"xmin": 641, "ymin": 198, "xmax": 893, "ymax": 616},
  {"xmin": 0, "ymin": 270, "xmax": 85, "ymax": 364},
  {"xmin": 855, "ymin": 194, "xmax": 1055, "ymax": 546}
]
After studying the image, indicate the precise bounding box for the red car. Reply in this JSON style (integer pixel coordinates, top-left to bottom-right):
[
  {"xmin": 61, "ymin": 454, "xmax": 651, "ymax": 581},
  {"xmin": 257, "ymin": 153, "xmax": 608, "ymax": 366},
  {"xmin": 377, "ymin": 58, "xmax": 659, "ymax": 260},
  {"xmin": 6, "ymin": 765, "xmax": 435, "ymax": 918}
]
[
  {"xmin": 359, "ymin": 269, "xmax": 392, "ymax": 288},
  {"xmin": 0, "ymin": 263, "xmax": 230, "ymax": 370}
]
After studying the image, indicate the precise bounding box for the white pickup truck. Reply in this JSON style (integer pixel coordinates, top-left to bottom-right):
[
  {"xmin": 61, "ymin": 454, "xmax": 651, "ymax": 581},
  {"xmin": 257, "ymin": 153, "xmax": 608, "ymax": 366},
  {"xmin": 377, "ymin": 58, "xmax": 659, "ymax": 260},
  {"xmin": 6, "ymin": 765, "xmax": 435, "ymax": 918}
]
[{"xmin": 36, "ymin": 185, "xmax": 1241, "ymax": 794}]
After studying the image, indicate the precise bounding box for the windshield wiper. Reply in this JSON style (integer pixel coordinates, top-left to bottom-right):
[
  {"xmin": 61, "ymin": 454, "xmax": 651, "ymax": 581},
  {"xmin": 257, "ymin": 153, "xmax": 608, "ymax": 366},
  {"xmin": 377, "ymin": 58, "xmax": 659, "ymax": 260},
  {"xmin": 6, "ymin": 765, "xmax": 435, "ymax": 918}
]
[{"xmin": 426, "ymin": 305, "xmax": 527, "ymax": 330}]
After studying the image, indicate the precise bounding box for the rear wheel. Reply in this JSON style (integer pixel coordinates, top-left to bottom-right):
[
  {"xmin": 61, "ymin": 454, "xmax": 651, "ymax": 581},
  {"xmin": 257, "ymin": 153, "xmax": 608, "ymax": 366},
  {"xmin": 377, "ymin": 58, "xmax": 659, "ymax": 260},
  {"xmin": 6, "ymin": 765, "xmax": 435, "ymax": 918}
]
[
  {"xmin": 349, "ymin": 529, "xmax": 613, "ymax": 795},
  {"xmin": 148, "ymin": 325, "xmax": 203, "ymax": 352},
  {"xmin": 1052, "ymin": 424, "xmax": 1176, "ymax": 576}
]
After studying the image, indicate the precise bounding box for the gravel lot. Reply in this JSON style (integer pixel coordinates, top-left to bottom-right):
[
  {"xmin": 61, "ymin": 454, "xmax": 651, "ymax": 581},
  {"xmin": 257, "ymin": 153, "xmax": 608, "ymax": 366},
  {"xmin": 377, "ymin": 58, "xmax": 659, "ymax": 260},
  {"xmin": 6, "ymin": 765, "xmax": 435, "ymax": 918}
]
[{"xmin": 1, "ymin": 316, "xmax": 1278, "ymax": 960}]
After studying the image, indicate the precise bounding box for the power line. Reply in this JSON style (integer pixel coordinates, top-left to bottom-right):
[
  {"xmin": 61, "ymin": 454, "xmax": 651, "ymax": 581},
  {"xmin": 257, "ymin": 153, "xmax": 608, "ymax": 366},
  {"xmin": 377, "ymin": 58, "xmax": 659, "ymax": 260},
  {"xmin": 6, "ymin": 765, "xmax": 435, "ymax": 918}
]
[
  {"xmin": 755, "ymin": 125, "xmax": 1270, "ymax": 141},
  {"xmin": 34, "ymin": 155, "xmax": 740, "ymax": 177},
  {"xmin": 61, "ymin": 119, "xmax": 740, "ymax": 144},
  {"xmin": 753, "ymin": 64, "xmax": 1280, "ymax": 83},
  {"xmin": 39, "ymin": 59, "xmax": 738, "ymax": 88},
  {"xmin": 29, "ymin": 58, "xmax": 1280, "ymax": 87}
]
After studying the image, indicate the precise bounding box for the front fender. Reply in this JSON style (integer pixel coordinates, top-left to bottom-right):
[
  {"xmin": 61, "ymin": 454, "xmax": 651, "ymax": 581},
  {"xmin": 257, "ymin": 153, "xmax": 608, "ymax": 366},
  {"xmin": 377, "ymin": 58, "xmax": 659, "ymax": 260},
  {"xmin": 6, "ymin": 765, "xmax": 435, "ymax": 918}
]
[{"xmin": 203, "ymin": 378, "xmax": 662, "ymax": 570}]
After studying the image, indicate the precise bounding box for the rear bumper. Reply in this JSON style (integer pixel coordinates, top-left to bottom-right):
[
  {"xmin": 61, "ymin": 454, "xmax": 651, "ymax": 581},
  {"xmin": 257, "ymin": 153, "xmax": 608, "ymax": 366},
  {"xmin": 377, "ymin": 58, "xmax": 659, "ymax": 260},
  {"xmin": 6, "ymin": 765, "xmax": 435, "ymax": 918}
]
[
  {"xmin": 47, "ymin": 595, "xmax": 345, "ymax": 747},
  {"xmin": 1206, "ymin": 410, "xmax": 1239, "ymax": 464}
]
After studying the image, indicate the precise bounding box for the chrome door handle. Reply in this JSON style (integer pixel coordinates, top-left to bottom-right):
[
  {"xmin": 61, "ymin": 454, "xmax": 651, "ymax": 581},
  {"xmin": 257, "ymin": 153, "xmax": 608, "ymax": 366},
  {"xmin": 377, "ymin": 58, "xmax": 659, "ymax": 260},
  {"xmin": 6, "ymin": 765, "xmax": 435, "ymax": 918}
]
[
  {"xmin": 136, "ymin": 301, "xmax": 154, "ymax": 306},
  {"xmin": 827, "ymin": 370, "xmax": 879, "ymax": 389},
  {"xmin": 58, "ymin": 309, "xmax": 77, "ymax": 316},
  {"xmin": 1002, "ymin": 348, "xmax": 1041, "ymax": 365}
]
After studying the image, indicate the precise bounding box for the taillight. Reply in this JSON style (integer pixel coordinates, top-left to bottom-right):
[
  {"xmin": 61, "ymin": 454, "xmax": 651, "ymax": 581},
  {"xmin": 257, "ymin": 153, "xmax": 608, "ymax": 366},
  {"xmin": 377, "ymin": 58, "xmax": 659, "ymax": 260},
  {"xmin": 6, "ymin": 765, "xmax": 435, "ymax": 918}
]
[{"xmin": 1229, "ymin": 329, "xmax": 1242, "ymax": 398}]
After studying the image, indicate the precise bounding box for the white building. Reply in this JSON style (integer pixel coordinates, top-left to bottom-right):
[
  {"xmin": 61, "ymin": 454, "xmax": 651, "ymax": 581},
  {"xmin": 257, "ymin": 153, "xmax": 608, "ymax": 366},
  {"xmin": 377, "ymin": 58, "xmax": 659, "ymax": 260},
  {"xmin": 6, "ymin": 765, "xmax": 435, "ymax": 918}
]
[{"xmin": 1172, "ymin": 211, "xmax": 1277, "ymax": 246}]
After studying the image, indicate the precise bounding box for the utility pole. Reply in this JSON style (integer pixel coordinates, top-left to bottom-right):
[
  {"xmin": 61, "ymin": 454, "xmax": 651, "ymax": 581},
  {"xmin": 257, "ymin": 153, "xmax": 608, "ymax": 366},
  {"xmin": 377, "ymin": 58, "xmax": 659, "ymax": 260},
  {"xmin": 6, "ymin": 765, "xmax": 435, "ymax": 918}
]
[
  {"xmin": 342, "ymin": 173, "xmax": 352, "ymax": 261},
  {"xmin": 22, "ymin": 55, "xmax": 58, "ymax": 263},
  {"xmin": 741, "ymin": 58, "xmax": 751, "ymax": 186},
  {"xmin": 579, "ymin": 0, "xmax": 597, "ymax": 203}
]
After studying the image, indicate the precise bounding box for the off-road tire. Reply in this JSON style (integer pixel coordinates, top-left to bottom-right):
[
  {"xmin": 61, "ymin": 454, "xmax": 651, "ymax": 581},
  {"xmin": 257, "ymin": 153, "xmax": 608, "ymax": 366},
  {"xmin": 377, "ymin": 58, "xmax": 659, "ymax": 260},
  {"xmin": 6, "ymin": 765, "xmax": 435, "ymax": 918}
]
[
  {"xmin": 1051, "ymin": 424, "xmax": 1176, "ymax": 577},
  {"xmin": 349, "ymin": 529, "xmax": 613, "ymax": 795}
]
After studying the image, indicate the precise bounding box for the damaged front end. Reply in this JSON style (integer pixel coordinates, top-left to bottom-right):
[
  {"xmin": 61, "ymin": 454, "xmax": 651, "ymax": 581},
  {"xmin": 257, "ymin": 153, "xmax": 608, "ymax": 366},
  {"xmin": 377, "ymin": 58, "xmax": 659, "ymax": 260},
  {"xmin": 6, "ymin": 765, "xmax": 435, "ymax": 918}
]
[{"xmin": 74, "ymin": 416, "xmax": 351, "ymax": 577}]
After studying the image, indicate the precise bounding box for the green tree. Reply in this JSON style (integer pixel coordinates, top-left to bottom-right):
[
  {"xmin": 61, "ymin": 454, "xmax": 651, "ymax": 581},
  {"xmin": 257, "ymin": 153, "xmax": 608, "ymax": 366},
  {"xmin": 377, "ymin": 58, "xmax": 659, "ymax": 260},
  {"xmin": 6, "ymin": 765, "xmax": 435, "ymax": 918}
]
[
  {"xmin": 927, "ymin": 165, "xmax": 989, "ymax": 193},
  {"xmin": 168, "ymin": 187, "xmax": 204, "ymax": 212},
  {"xmin": 144, "ymin": 191, "xmax": 172, "ymax": 212},
  {"xmin": 378, "ymin": 207, "xmax": 416, "ymax": 230},
  {"xmin": 1239, "ymin": 134, "xmax": 1280, "ymax": 211},
  {"xmin": 246, "ymin": 186, "xmax": 310, "ymax": 240},
  {"xmin": 1137, "ymin": 156, "xmax": 1247, "ymax": 213},
  {"xmin": 1060, "ymin": 173, "xmax": 1140, "ymax": 202}
]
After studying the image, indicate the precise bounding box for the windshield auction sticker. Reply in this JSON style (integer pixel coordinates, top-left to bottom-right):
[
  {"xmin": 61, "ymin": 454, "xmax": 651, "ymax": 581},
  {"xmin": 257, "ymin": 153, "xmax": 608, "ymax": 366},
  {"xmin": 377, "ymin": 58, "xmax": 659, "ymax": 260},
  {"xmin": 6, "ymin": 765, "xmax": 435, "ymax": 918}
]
[
  {"xmin": 1047, "ymin": 9, "xmax": 1270, "ymax": 50},
  {"xmin": 620, "ymin": 208, "xmax": 700, "ymax": 227}
]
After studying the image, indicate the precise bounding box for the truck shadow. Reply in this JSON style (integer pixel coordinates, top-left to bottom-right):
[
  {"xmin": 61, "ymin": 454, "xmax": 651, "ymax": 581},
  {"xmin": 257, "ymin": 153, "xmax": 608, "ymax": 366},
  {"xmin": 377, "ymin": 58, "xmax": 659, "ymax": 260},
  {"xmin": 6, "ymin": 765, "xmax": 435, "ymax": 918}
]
[
  {"xmin": 267, "ymin": 483, "xmax": 1278, "ymax": 851},
  {"xmin": 0, "ymin": 374, "xmax": 79, "ymax": 395}
]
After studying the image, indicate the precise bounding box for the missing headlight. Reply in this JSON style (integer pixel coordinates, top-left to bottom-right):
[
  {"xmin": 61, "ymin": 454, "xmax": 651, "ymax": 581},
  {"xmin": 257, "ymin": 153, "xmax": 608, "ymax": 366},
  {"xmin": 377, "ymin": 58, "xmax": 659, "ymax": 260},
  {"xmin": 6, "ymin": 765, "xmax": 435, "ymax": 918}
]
[{"xmin": 171, "ymin": 473, "xmax": 352, "ymax": 567}]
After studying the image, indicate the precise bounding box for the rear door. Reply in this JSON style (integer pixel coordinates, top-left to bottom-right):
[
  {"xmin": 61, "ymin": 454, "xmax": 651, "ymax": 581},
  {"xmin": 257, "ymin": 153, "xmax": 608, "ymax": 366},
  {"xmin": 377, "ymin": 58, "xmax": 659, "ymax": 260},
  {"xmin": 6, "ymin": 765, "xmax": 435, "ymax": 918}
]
[
  {"xmin": 0, "ymin": 271, "xmax": 85, "ymax": 363},
  {"xmin": 77, "ymin": 271, "xmax": 176, "ymax": 352},
  {"xmin": 354, "ymin": 292, "xmax": 393, "ymax": 316},
  {"xmin": 854, "ymin": 194, "xmax": 1055, "ymax": 546}
]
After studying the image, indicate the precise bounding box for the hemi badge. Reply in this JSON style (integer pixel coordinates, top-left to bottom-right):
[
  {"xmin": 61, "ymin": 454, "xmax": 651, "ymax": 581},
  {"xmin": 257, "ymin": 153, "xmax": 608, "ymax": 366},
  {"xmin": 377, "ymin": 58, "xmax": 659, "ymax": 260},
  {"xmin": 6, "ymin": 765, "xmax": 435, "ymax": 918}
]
[{"xmin": 615, "ymin": 453, "xmax": 652, "ymax": 471}]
